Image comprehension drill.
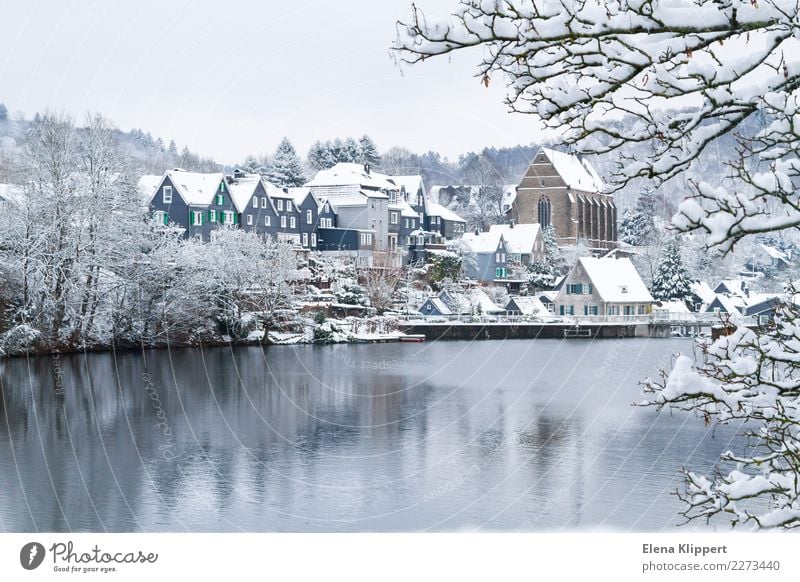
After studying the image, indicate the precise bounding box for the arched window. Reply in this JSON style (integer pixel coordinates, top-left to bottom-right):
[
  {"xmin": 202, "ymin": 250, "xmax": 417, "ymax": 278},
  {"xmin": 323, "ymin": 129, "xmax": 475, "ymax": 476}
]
[{"xmin": 538, "ymin": 196, "xmax": 551, "ymax": 227}]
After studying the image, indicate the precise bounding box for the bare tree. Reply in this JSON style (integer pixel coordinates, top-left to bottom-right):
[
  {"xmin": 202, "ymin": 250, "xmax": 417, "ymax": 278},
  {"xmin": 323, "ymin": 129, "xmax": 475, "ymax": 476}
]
[{"xmin": 360, "ymin": 251, "xmax": 404, "ymax": 314}]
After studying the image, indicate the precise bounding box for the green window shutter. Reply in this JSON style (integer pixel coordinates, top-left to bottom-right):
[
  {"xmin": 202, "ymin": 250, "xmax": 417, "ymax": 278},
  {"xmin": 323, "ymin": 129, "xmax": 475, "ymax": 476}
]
[
  {"xmin": 233, "ymin": 213, "xmax": 238, "ymax": 225},
  {"xmin": 190, "ymin": 211, "xmax": 195, "ymax": 225},
  {"xmin": 208, "ymin": 209, "xmax": 212, "ymax": 222},
  {"xmin": 163, "ymin": 213, "xmax": 169, "ymax": 225}
]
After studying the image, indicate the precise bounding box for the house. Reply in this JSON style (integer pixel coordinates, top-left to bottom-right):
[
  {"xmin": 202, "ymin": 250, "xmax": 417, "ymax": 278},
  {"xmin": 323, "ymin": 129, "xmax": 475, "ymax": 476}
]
[
  {"xmin": 306, "ymin": 163, "xmax": 392, "ymax": 251},
  {"xmin": 228, "ymin": 173, "xmax": 279, "ymax": 238},
  {"xmin": 486, "ymin": 222, "xmax": 546, "ymax": 265},
  {"xmin": 147, "ymin": 169, "xmax": 238, "ymax": 240},
  {"xmin": 417, "ymin": 288, "xmax": 503, "ymax": 317},
  {"xmin": 744, "ymin": 244, "xmax": 792, "ymax": 273},
  {"xmin": 704, "ymin": 293, "xmax": 746, "ymax": 315},
  {"xmin": 688, "ymin": 281, "xmax": 716, "ymax": 312},
  {"xmin": 425, "ymin": 201, "xmax": 467, "ymax": 239},
  {"xmin": 460, "ymin": 231, "xmax": 510, "ymax": 283},
  {"xmin": 714, "ymin": 279, "xmax": 749, "ymax": 297},
  {"xmin": 554, "ymin": 256, "xmax": 654, "ymax": 316},
  {"xmin": 743, "ymin": 293, "xmax": 782, "ymax": 323},
  {"xmin": 505, "ymin": 296, "xmax": 549, "ymax": 317},
  {"xmin": 511, "ymin": 147, "xmax": 617, "ymax": 249},
  {"xmin": 290, "ymin": 187, "xmax": 320, "ymax": 250}
]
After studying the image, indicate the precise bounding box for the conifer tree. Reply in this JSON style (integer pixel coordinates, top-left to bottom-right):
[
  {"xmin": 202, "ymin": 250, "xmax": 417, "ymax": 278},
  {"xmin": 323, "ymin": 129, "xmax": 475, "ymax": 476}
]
[
  {"xmin": 358, "ymin": 135, "xmax": 381, "ymax": 167},
  {"xmin": 266, "ymin": 138, "xmax": 306, "ymax": 187},
  {"xmin": 650, "ymin": 238, "xmax": 693, "ymax": 302}
]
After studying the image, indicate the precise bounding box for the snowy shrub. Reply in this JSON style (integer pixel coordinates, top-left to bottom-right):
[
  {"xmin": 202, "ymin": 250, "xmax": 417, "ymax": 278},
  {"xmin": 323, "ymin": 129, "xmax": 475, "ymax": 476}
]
[{"xmin": 0, "ymin": 325, "xmax": 43, "ymax": 355}]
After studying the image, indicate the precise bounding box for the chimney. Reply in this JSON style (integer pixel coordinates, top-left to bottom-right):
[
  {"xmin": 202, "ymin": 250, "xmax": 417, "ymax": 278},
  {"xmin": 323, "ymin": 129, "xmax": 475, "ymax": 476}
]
[
  {"xmin": 364, "ymin": 163, "xmax": 370, "ymax": 175},
  {"xmin": 283, "ymin": 187, "xmax": 289, "ymax": 194},
  {"xmin": 510, "ymin": 219, "xmax": 515, "ymax": 229}
]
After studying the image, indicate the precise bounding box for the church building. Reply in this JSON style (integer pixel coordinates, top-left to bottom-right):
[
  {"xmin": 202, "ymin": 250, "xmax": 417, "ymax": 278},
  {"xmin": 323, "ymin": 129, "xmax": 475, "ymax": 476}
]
[{"xmin": 510, "ymin": 147, "xmax": 617, "ymax": 250}]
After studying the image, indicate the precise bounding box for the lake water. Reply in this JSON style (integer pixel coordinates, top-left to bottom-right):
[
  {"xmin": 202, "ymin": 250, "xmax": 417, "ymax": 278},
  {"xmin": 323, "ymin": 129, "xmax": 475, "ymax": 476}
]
[{"xmin": 0, "ymin": 339, "xmax": 744, "ymax": 532}]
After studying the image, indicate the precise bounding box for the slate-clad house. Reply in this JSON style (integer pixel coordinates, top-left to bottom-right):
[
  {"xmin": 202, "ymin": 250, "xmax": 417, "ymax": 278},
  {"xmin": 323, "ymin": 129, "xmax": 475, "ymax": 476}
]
[
  {"xmin": 554, "ymin": 256, "xmax": 653, "ymax": 316},
  {"xmin": 426, "ymin": 201, "xmax": 466, "ymax": 239},
  {"xmin": 487, "ymin": 222, "xmax": 546, "ymax": 265},
  {"xmin": 460, "ymin": 231, "xmax": 510, "ymax": 283},
  {"xmin": 148, "ymin": 169, "xmax": 239, "ymax": 240},
  {"xmin": 229, "ymin": 174, "xmax": 278, "ymax": 236},
  {"xmin": 290, "ymin": 187, "xmax": 319, "ymax": 250}
]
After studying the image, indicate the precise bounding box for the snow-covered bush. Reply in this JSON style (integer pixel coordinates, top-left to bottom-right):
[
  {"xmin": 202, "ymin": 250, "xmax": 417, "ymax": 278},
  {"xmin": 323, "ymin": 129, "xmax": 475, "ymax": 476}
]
[{"xmin": 0, "ymin": 325, "xmax": 42, "ymax": 355}]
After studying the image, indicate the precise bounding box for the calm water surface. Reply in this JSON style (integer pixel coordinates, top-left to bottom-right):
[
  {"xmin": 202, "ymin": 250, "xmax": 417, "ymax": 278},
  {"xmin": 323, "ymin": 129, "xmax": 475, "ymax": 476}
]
[{"xmin": 0, "ymin": 339, "xmax": 744, "ymax": 532}]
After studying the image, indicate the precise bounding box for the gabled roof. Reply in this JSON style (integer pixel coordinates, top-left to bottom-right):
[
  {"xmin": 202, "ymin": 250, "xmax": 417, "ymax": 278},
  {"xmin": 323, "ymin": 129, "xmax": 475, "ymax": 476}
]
[
  {"xmin": 163, "ymin": 169, "xmax": 225, "ymax": 206},
  {"xmin": 426, "ymin": 201, "xmax": 466, "ymax": 223},
  {"xmin": 576, "ymin": 257, "xmax": 653, "ymax": 303},
  {"xmin": 390, "ymin": 175, "xmax": 424, "ymax": 196},
  {"xmin": 419, "ymin": 297, "xmax": 454, "ymax": 316},
  {"xmin": 506, "ymin": 296, "xmax": 548, "ymax": 315},
  {"xmin": 306, "ymin": 162, "xmax": 397, "ymax": 192},
  {"xmin": 706, "ymin": 293, "xmax": 746, "ymax": 314},
  {"xmin": 227, "ymin": 175, "xmax": 267, "ymax": 213},
  {"xmin": 461, "ymin": 231, "xmax": 507, "ymax": 254},
  {"xmin": 689, "ymin": 281, "xmax": 716, "ymax": 305},
  {"xmin": 390, "ymin": 198, "xmax": 419, "ymax": 218},
  {"xmin": 715, "ymin": 279, "xmax": 748, "ymax": 296},
  {"xmin": 288, "ymin": 187, "xmax": 315, "ymax": 207},
  {"xmin": 539, "ymin": 147, "xmax": 605, "ymax": 192},
  {"xmin": 487, "ymin": 223, "xmax": 541, "ymax": 255}
]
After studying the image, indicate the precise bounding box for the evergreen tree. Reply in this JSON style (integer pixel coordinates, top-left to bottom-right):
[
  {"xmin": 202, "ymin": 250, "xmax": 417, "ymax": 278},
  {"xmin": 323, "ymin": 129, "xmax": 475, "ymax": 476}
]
[
  {"xmin": 618, "ymin": 207, "xmax": 637, "ymax": 245},
  {"xmin": 168, "ymin": 139, "xmax": 178, "ymax": 155},
  {"xmin": 0, "ymin": 103, "xmax": 8, "ymax": 122},
  {"xmin": 266, "ymin": 138, "xmax": 306, "ymax": 187},
  {"xmin": 542, "ymin": 225, "xmax": 567, "ymax": 276},
  {"xmin": 342, "ymin": 137, "xmax": 360, "ymax": 162},
  {"xmin": 308, "ymin": 141, "xmax": 334, "ymax": 170},
  {"xmin": 358, "ymin": 135, "xmax": 381, "ymax": 167},
  {"xmin": 650, "ymin": 238, "xmax": 693, "ymax": 302},
  {"xmin": 242, "ymin": 155, "xmax": 266, "ymax": 176}
]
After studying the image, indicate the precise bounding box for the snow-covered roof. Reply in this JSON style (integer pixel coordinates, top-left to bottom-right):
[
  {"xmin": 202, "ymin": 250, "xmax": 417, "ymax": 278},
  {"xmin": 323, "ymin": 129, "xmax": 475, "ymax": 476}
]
[
  {"xmin": 706, "ymin": 293, "xmax": 745, "ymax": 314},
  {"xmin": 426, "ymin": 201, "xmax": 466, "ymax": 222},
  {"xmin": 461, "ymin": 231, "xmax": 505, "ymax": 253},
  {"xmin": 577, "ymin": 257, "xmax": 653, "ymax": 303},
  {"xmin": 391, "ymin": 198, "xmax": 419, "ymax": 218},
  {"xmin": 306, "ymin": 162, "xmax": 398, "ymax": 192},
  {"xmin": 288, "ymin": 187, "xmax": 314, "ymax": 207},
  {"xmin": 760, "ymin": 244, "xmax": 790, "ymax": 262},
  {"xmin": 487, "ymin": 223, "xmax": 541, "ymax": 255},
  {"xmin": 227, "ymin": 176, "xmax": 263, "ymax": 213},
  {"xmin": 137, "ymin": 175, "xmax": 162, "ymax": 202},
  {"xmin": 688, "ymin": 281, "xmax": 715, "ymax": 305},
  {"xmin": 506, "ymin": 296, "xmax": 548, "ymax": 315},
  {"xmin": 419, "ymin": 297, "xmax": 453, "ymax": 316},
  {"xmin": 326, "ymin": 193, "xmax": 370, "ymax": 208},
  {"xmin": 501, "ymin": 184, "xmax": 517, "ymax": 214},
  {"xmin": 166, "ymin": 169, "xmax": 225, "ymax": 206},
  {"xmin": 390, "ymin": 175, "xmax": 423, "ymax": 196},
  {"xmin": 540, "ymin": 147, "xmax": 605, "ymax": 192},
  {"xmin": 715, "ymin": 279, "xmax": 748, "ymax": 296}
]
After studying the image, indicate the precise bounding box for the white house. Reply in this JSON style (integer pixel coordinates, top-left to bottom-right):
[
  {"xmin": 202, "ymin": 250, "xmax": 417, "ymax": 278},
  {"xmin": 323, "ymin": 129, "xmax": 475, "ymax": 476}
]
[
  {"xmin": 554, "ymin": 256, "xmax": 654, "ymax": 316},
  {"xmin": 487, "ymin": 222, "xmax": 546, "ymax": 264}
]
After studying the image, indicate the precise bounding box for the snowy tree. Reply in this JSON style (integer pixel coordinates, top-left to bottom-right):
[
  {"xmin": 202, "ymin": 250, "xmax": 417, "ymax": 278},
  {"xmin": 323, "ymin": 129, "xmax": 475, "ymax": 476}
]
[
  {"xmin": 307, "ymin": 140, "xmax": 335, "ymax": 171},
  {"xmin": 266, "ymin": 138, "xmax": 305, "ymax": 187},
  {"xmin": 358, "ymin": 135, "xmax": 381, "ymax": 167},
  {"xmin": 168, "ymin": 139, "xmax": 178, "ymax": 155},
  {"xmin": 462, "ymin": 152, "xmax": 505, "ymax": 230},
  {"xmin": 396, "ymin": 0, "xmax": 800, "ymax": 529},
  {"xmin": 619, "ymin": 190, "xmax": 657, "ymax": 246},
  {"xmin": 342, "ymin": 137, "xmax": 360, "ymax": 163},
  {"xmin": 361, "ymin": 251, "xmax": 404, "ymax": 313},
  {"xmin": 428, "ymin": 251, "xmax": 462, "ymax": 285},
  {"xmin": 241, "ymin": 155, "xmax": 266, "ymax": 176},
  {"xmin": 542, "ymin": 225, "xmax": 567, "ymax": 276},
  {"xmin": 0, "ymin": 103, "xmax": 7, "ymax": 122},
  {"xmin": 650, "ymin": 238, "xmax": 693, "ymax": 303}
]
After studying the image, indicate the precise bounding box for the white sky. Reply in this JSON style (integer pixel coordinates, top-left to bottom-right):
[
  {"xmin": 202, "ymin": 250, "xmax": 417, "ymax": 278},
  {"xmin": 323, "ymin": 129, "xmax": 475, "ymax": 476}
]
[{"xmin": 0, "ymin": 0, "xmax": 545, "ymax": 165}]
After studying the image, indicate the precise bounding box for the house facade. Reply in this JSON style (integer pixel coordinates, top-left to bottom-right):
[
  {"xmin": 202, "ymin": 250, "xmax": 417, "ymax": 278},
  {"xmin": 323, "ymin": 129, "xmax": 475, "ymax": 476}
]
[
  {"xmin": 554, "ymin": 257, "xmax": 653, "ymax": 316},
  {"xmin": 461, "ymin": 232, "xmax": 510, "ymax": 283}
]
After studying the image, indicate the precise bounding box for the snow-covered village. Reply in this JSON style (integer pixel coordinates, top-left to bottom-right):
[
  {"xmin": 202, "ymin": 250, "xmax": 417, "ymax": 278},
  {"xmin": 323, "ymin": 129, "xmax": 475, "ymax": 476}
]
[{"xmin": 4, "ymin": 0, "xmax": 800, "ymax": 555}]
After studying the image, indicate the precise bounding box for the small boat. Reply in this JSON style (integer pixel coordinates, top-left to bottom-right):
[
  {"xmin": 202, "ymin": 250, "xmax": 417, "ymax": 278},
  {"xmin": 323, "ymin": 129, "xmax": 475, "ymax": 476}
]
[{"xmin": 399, "ymin": 334, "xmax": 426, "ymax": 343}]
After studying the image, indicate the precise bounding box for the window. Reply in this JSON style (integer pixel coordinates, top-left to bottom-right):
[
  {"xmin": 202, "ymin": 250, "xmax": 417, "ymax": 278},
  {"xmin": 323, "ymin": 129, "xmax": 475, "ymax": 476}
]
[
  {"xmin": 302, "ymin": 232, "xmax": 308, "ymax": 247},
  {"xmin": 155, "ymin": 211, "xmax": 167, "ymax": 225},
  {"xmin": 253, "ymin": 197, "xmax": 258, "ymax": 208},
  {"xmin": 265, "ymin": 216, "xmax": 271, "ymax": 227},
  {"xmin": 290, "ymin": 216, "xmax": 296, "ymax": 228},
  {"xmin": 500, "ymin": 253, "xmax": 506, "ymax": 263},
  {"xmin": 608, "ymin": 305, "xmax": 619, "ymax": 316},
  {"xmin": 223, "ymin": 211, "xmax": 235, "ymax": 225},
  {"xmin": 366, "ymin": 233, "xmax": 372, "ymax": 245},
  {"xmin": 277, "ymin": 199, "xmax": 284, "ymax": 211},
  {"xmin": 280, "ymin": 216, "xmax": 287, "ymax": 228},
  {"xmin": 311, "ymin": 233, "xmax": 316, "ymax": 247},
  {"xmin": 583, "ymin": 284, "xmax": 592, "ymax": 294},
  {"xmin": 208, "ymin": 209, "xmax": 217, "ymax": 222},
  {"xmin": 306, "ymin": 209, "xmax": 313, "ymax": 224},
  {"xmin": 567, "ymin": 283, "xmax": 584, "ymax": 295},
  {"xmin": 162, "ymin": 186, "xmax": 172, "ymax": 204},
  {"xmin": 219, "ymin": 182, "xmax": 224, "ymax": 192},
  {"xmin": 496, "ymin": 253, "xmax": 501, "ymax": 262},
  {"xmin": 216, "ymin": 194, "xmax": 224, "ymax": 206},
  {"xmin": 495, "ymin": 267, "xmax": 507, "ymax": 278},
  {"xmin": 405, "ymin": 218, "xmax": 410, "ymax": 229},
  {"xmin": 360, "ymin": 233, "xmax": 366, "ymax": 245},
  {"xmin": 584, "ymin": 305, "xmax": 599, "ymax": 316},
  {"xmin": 390, "ymin": 211, "xmax": 398, "ymax": 224},
  {"xmin": 246, "ymin": 214, "xmax": 253, "ymax": 226},
  {"xmin": 286, "ymin": 201, "xmax": 293, "ymax": 212},
  {"xmin": 620, "ymin": 285, "xmax": 628, "ymax": 294},
  {"xmin": 417, "ymin": 235, "xmax": 424, "ymax": 245},
  {"xmin": 538, "ymin": 196, "xmax": 552, "ymax": 227},
  {"xmin": 566, "ymin": 305, "xmax": 575, "ymax": 315},
  {"xmin": 638, "ymin": 305, "xmax": 647, "ymax": 315},
  {"xmin": 190, "ymin": 210, "xmax": 203, "ymax": 226}
]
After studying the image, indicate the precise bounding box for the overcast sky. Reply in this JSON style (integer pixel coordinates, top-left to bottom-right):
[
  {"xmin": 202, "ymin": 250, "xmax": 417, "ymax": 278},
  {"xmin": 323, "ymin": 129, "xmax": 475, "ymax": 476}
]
[{"xmin": 0, "ymin": 0, "xmax": 545, "ymax": 164}]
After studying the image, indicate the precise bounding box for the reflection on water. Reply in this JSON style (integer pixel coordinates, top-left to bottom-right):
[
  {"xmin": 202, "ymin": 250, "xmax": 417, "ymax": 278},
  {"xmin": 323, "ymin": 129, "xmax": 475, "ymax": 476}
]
[{"xmin": 0, "ymin": 339, "xmax": 742, "ymax": 532}]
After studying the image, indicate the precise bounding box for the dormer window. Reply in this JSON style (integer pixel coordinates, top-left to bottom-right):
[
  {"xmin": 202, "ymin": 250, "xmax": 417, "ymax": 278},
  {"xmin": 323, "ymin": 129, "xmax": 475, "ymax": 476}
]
[
  {"xmin": 620, "ymin": 285, "xmax": 628, "ymax": 294},
  {"xmin": 215, "ymin": 194, "xmax": 224, "ymax": 205},
  {"xmin": 162, "ymin": 186, "xmax": 172, "ymax": 204}
]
